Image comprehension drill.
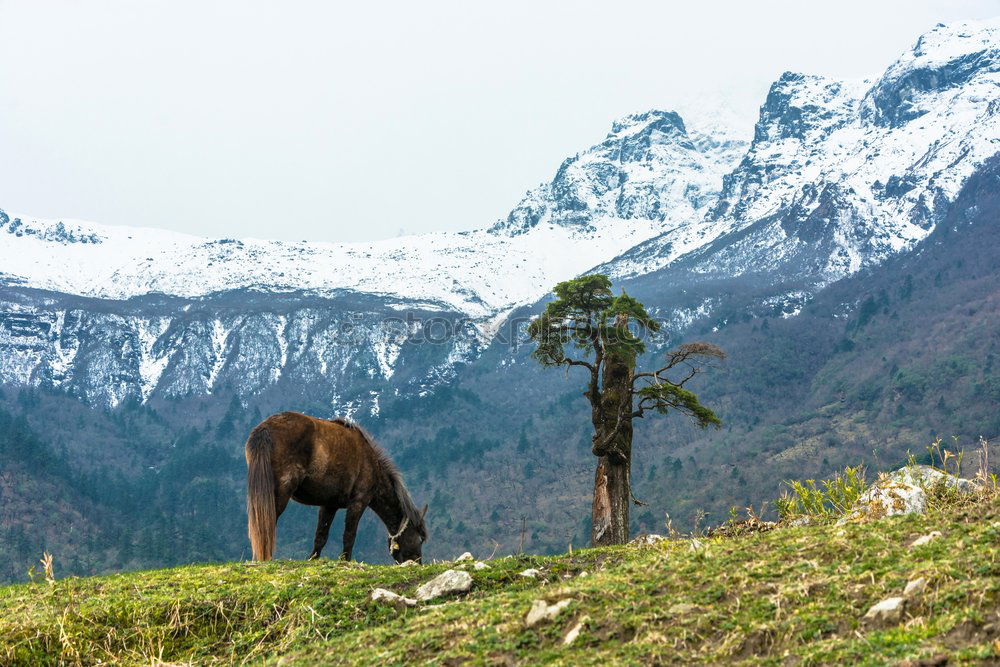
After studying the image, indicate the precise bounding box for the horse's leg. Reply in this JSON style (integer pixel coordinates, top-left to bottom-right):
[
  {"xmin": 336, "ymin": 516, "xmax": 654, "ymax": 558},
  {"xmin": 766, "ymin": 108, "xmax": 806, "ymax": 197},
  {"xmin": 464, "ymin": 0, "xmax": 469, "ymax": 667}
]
[
  {"xmin": 275, "ymin": 484, "xmax": 292, "ymax": 519},
  {"xmin": 267, "ymin": 480, "xmax": 294, "ymax": 558},
  {"xmin": 309, "ymin": 506, "xmax": 337, "ymax": 560},
  {"xmin": 341, "ymin": 501, "xmax": 366, "ymax": 561}
]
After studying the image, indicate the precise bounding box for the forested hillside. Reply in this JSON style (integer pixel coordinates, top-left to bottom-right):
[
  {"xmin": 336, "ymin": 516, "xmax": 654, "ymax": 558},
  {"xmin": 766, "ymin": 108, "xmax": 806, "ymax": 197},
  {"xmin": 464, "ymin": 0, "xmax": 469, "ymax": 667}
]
[{"xmin": 2, "ymin": 156, "xmax": 998, "ymax": 583}]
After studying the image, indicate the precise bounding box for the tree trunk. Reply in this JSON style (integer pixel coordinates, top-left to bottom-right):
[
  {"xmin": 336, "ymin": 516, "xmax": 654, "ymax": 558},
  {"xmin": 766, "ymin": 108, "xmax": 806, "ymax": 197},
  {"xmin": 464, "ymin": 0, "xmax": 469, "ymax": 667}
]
[
  {"xmin": 591, "ymin": 455, "xmax": 631, "ymax": 546},
  {"xmin": 591, "ymin": 314, "xmax": 634, "ymax": 546}
]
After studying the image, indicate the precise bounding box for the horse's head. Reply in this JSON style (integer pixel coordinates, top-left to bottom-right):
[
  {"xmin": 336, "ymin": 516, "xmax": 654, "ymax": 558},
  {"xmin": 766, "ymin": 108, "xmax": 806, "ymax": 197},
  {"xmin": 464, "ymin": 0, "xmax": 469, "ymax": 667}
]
[{"xmin": 388, "ymin": 504, "xmax": 428, "ymax": 564}]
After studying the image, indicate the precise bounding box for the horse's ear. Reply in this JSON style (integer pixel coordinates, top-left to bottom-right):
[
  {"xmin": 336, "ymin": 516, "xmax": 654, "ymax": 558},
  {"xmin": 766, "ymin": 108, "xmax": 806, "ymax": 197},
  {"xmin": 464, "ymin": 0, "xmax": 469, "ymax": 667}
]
[{"xmin": 420, "ymin": 504, "xmax": 428, "ymax": 520}]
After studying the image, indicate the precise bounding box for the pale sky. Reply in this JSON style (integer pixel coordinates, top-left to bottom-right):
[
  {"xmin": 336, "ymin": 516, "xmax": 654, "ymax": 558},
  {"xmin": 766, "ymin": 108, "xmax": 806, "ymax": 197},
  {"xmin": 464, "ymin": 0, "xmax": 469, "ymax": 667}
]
[{"xmin": 1, "ymin": 1, "xmax": 997, "ymax": 242}]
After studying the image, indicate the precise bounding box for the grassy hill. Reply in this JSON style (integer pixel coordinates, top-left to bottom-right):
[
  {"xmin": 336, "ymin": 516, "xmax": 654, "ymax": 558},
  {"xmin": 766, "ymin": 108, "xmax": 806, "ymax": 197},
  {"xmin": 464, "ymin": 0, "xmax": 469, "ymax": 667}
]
[{"xmin": 2, "ymin": 483, "xmax": 998, "ymax": 665}]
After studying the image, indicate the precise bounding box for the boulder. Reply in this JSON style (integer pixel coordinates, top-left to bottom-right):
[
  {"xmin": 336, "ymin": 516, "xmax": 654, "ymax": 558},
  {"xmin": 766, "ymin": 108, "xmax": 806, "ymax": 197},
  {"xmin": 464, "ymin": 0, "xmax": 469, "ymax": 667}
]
[
  {"xmin": 518, "ymin": 568, "xmax": 543, "ymax": 579},
  {"xmin": 414, "ymin": 569, "xmax": 473, "ymax": 602},
  {"xmin": 863, "ymin": 596, "xmax": 905, "ymax": 625},
  {"xmin": 454, "ymin": 552, "xmax": 474, "ymax": 562},
  {"xmin": 371, "ymin": 588, "xmax": 417, "ymax": 609},
  {"xmin": 525, "ymin": 598, "xmax": 573, "ymax": 627},
  {"xmin": 473, "ymin": 561, "xmax": 490, "ymax": 570},
  {"xmin": 842, "ymin": 465, "xmax": 976, "ymax": 522},
  {"xmin": 630, "ymin": 534, "xmax": 666, "ymax": 546}
]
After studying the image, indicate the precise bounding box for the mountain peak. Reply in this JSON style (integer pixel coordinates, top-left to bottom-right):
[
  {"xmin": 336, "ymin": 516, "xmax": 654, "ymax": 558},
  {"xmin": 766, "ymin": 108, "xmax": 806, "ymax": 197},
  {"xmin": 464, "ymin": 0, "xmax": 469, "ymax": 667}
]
[
  {"xmin": 609, "ymin": 110, "xmax": 687, "ymax": 138},
  {"xmin": 863, "ymin": 17, "xmax": 1000, "ymax": 127},
  {"xmin": 910, "ymin": 17, "xmax": 1000, "ymax": 61},
  {"xmin": 754, "ymin": 72, "xmax": 862, "ymax": 143}
]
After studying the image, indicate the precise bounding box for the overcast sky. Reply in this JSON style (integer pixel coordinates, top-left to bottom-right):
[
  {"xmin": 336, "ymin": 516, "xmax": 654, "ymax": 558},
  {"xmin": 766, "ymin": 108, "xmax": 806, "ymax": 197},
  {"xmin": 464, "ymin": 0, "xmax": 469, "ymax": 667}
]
[{"xmin": 0, "ymin": 1, "xmax": 997, "ymax": 242}]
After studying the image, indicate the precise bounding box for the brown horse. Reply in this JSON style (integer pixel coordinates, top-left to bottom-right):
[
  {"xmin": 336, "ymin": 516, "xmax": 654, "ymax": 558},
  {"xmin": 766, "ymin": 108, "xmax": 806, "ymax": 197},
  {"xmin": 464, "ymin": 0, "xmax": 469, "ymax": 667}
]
[{"xmin": 245, "ymin": 411, "xmax": 427, "ymax": 563}]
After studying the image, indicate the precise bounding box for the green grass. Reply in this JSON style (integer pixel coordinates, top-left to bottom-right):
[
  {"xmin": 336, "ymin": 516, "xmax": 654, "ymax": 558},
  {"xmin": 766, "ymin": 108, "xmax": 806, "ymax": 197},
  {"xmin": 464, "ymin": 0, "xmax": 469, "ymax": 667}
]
[{"xmin": 2, "ymin": 495, "xmax": 999, "ymax": 665}]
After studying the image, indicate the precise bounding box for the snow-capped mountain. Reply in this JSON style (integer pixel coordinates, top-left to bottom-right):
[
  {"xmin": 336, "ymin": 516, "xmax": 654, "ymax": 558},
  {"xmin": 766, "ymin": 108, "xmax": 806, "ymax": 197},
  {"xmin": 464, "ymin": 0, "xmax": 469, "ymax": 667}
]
[
  {"xmin": 0, "ymin": 19, "xmax": 997, "ymax": 409},
  {"xmin": 603, "ymin": 19, "xmax": 999, "ymax": 286},
  {"xmin": 0, "ymin": 107, "xmax": 742, "ymax": 326},
  {"xmin": 494, "ymin": 110, "xmax": 744, "ymax": 235},
  {"xmin": 0, "ymin": 104, "xmax": 744, "ymax": 407}
]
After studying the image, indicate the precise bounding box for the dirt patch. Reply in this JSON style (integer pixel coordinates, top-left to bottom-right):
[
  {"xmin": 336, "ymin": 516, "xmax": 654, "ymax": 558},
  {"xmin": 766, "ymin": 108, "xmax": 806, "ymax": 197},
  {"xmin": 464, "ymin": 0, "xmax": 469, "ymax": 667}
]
[
  {"xmin": 707, "ymin": 517, "xmax": 778, "ymax": 539},
  {"xmin": 897, "ymin": 654, "xmax": 949, "ymax": 667},
  {"xmin": 735, "ymin": 628, "xmax": 776, "ymax": 660}
]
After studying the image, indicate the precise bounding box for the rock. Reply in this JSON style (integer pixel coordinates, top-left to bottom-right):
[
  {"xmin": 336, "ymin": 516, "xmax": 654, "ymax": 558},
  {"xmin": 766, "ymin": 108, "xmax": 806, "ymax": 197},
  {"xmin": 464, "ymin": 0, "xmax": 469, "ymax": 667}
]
[
  {"xmin": 473, "ymin": 561, "xmax": 490, "ymax": 570},
  {"xmin": 414, "ymin": 569, "xmax": 473, "ymax": 602},
  {"xmin": 563, "ymin": 616, "xmax": 588, "ymax": 645},
  {"xmin": 525, "ymin": 598, "xmax": 573, "ymax": 628},
  {"xmin": 668, "ymin": 603, "xmax": 699, "ymax": 615},
  {"xmin": 910, "ymin": 531, "xmax": 943, "ymax": 548},
  {"xmin": 630, "ymin": 533, "xmax": 666, "ymax": 546},
  {"xmin": 863, "ymin": 596, "xmax": 905, "ymax": 625},
  {"xmin": 689, "ymin": 539, "xmax": 705, "ymax": 552},
  {"xmin": 843, "ymin": 465, "xmax": 977, "ymax": 523},
  {"xmin": 577, "ymin": 571, "xmax": 589, "ymax": 578},
  {"xmin": 455, "ymin": 552, "xmax": 474, "ymax": 562},
  {"xmin": 519, "ymin": 568, "xmax": 543, "ymax": 579},
  {"xmin": 903, "ymin": 576, "xmax": 927, "ymax": 597},
  {"xmin": 397, "ymin": 559, "xmax": 419, "ymax": 567},
  {"xmin": 787, "ymin": 517, "xmax": 811, "ymax": 527},
  {"xmin": 371, "ymin": 588, "xmax": 417, "ymax": 609}
]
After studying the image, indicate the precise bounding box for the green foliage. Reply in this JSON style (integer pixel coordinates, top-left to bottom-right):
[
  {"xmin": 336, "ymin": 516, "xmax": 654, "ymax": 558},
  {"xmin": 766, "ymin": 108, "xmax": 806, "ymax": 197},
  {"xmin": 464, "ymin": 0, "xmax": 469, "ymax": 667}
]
[
  {"xmin": 527, "ymin": 274, "xmax": 658, "ymax": 367},
  {"xmin": 528, "ymin": 274, "xmax": 719, "ymax": 435},
  {"xmin": 635, "ymin": 382, "xmax": 720, "ymax": 428},
  {"xmin": 774, "ymin": 465, "xmax": 868, "ymax": 520}
]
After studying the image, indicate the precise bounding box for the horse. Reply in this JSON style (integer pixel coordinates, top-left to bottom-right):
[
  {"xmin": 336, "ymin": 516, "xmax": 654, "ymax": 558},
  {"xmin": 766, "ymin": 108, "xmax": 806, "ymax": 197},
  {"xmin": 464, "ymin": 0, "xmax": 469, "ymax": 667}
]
[{"xmin": 245, "ymin": 411, "xmax": 427, "ymax": 563}]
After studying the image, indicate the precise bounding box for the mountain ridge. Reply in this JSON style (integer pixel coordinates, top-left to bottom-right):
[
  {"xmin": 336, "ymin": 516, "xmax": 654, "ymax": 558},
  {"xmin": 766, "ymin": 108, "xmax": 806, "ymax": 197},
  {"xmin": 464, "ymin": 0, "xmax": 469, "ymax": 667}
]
[{"xmin": 0, "ymin": 18, "xmax": 997, "ymax": 413}]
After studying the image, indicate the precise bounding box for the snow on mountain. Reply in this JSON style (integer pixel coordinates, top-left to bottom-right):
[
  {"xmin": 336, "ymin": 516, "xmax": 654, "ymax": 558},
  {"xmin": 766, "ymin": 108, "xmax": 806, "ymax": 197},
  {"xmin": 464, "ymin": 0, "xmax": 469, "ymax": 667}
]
[
  {"xmin": 1, "ymin": 18, "xmax": 997, "ymax": 410},
  {"xmin": 0, "ymin": 106, "xmax": 744, "ymax": 407},
  {"xmin": 0, "ymin": 108, "xmax": 742, "ymax": 328},
  {"xmin": 494, "ymin": 110, "xmax": 745, "ymax": 235},
  {"xmin": 603, "ymin": 18, "xmax": 1000, "ymax": 284}
]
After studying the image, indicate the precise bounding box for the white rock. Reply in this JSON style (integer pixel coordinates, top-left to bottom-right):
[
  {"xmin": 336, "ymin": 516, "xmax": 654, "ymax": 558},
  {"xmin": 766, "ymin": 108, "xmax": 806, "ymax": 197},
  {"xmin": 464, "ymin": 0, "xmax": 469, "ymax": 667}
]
[
  {"xmin": 525, "ymin": 598, "xmax": 573, "ymax": 628},
  {"xmin": 397, "ymin": 559, "xmax": 419, "ymax": 567},
  {"xmin": 689, "ymin": 538, "xmax": 705, "ymax": 552},
  {"xmin": 519, "ymin": 568, "xmax": 543, "ymax": 579},
  {"xmin": 630, "ymin": 534, "xmax": 666, "ymax": 546},
  {"xmin": 371, "ymin": 588, "xmax": 417, "ymax": 608},
  {"xmin": 910, "ymin": 531, "xmax": 943, "ymax": 548},
  {"xmin": 842, "ymin": 465, "xmax": 976, "ymax": 523},
  {"xmin": 414, "ymin": 569, "xmax": 473, "ymax": 602},
  {"xmin": 863, "ymin": 597, "xmax": 905, "ymax": 625},
  {"xmin": 473, "ymin": 561, "xmax": 490, "ymax": 570},
  {"xmin": 455, "ymin": 552, "xmax": 474, "ymax": 562},
  {"xmin": 563, "ymin": 617, "xmax": 587, "ymax": 645},
  {"xmin": 903, "ymin": 577, "xmax": 927, "ymax": 597}
]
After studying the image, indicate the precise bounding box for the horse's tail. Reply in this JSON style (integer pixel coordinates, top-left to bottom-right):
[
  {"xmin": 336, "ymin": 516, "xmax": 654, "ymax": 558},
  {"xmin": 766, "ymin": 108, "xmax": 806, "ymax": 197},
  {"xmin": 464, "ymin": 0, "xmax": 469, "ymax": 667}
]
[{"xmin": 245, "ymin": 425, "xmax": 276, "ymax": 561}]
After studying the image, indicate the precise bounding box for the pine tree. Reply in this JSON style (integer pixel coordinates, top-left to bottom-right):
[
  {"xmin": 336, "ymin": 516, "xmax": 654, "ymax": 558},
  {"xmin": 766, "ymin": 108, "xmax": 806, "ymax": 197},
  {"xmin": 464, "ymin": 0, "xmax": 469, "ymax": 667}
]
[{"xmin": 528, "ymin": 274, "xmax": 722, "ymax": 546}]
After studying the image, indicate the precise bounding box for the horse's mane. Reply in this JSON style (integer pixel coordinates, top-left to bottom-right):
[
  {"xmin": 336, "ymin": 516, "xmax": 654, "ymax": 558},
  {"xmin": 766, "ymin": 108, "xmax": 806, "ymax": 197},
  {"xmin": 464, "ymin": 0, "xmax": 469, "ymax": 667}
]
[{"xmin": 330, "ymin": 417, "xmax": 426, "ymax": 538}]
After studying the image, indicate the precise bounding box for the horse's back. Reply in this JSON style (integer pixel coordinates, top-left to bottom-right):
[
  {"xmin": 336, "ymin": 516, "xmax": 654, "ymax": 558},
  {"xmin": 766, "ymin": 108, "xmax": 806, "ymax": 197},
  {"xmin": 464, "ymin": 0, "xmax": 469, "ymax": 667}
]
[{"xmin": 252, "ymin": 412, "xmax": 375, "ymax": 506}]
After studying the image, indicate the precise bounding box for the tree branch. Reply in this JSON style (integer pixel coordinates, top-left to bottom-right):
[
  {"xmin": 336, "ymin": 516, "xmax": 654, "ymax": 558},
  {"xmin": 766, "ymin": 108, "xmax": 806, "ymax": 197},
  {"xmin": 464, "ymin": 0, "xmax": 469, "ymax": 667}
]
[{"xmin": 562, "ymin": 358, "xmax": 596, "ymax": 373}]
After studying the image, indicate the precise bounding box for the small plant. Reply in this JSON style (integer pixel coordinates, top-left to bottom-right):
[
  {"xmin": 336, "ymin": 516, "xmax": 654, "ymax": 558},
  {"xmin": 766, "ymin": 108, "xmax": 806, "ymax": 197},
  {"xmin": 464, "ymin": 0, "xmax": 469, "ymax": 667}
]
[
  {"xmin": 28, "ymin": 552, "xmax": 56, "ymax": 585},
  {"xmin": 775, "ymin": 465, "xmax": 867, "ymax": 521},
  {"xmin": 40, "ymin": 552, "xmax": 55, "ymax": 585},
  {"xmin": 926, "ymin": 436, "xmax": 964, "ymax": 477},
  {"xmin": 974, "ymin": 436, "xmax": 998, "ymax": 491}
]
